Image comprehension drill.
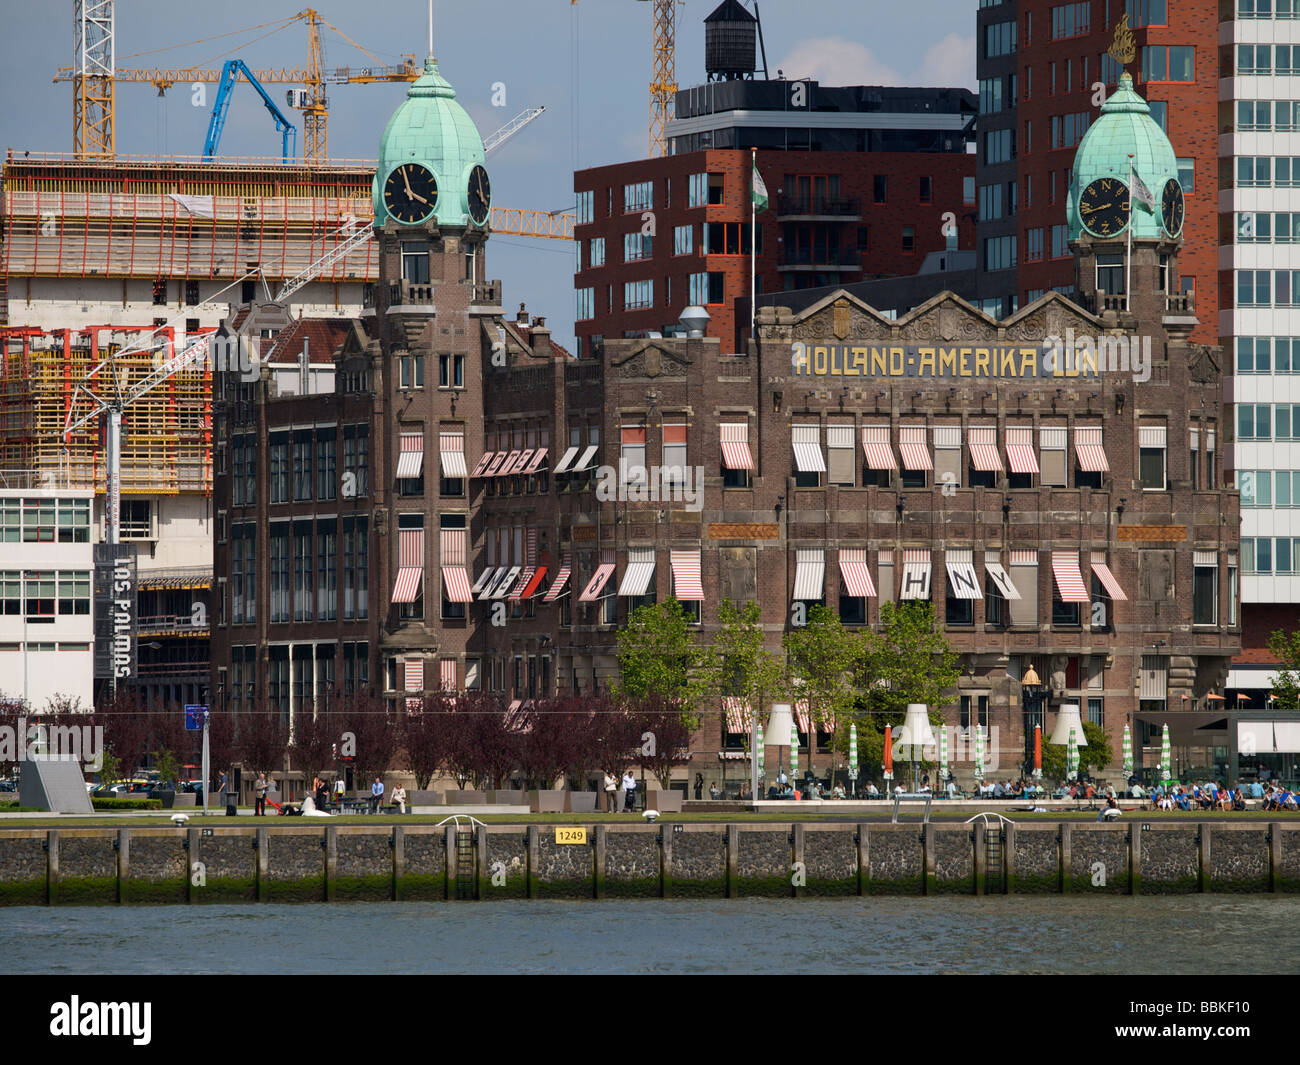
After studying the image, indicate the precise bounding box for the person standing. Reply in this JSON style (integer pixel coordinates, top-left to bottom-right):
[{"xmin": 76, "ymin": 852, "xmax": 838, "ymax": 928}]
[
  {"xmin": 694, "ymin": 773, "xmax": 704, "ymax": 800},
  {"xmin": 370, "ymin": 776, "xmax": 384, "ymax": 814},
  {"xmin": 334, "ymin": 775, "xmax": 346, "ymax": 809},
  {"xmin": 621, "ymin": 769, "xmax": 637, "ymax": 812},
  {"xmin": 216, "ymin": 770, "xmax": 230, "ymax": 814},
  {"xmin": 604, "ymin": 771, "xmax": 619, "ymax": 813},
  {"xmin": 254, "ymin": 772, "xmax": 268, "ymax": 817}
]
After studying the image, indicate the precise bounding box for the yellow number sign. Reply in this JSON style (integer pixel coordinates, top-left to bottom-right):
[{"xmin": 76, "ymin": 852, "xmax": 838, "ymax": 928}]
[{"xmin": 555, "ymin": 827, "xmax": 588, "ymax": 845}]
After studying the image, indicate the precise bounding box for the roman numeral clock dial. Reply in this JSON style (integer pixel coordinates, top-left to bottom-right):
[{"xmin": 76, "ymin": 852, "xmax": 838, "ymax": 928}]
[
  {"xmin": 383, "ymin": 164, "xmax": 438, "ymax": 225},
  {"xmin": 1078, "ymin": 177, "xmax": 1131, "ymax": 238}
]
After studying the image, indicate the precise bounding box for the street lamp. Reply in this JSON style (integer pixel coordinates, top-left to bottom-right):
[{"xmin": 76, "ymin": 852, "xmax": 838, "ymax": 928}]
[{"xmin": 1021, "ymin": 665, "xmax": 1048, "ymax": 777}]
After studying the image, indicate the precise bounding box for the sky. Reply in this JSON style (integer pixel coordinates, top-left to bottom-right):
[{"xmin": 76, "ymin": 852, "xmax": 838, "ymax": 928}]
[{"xmin": 0, "ymin": 0, "xmax": 978, "ymax": 353}]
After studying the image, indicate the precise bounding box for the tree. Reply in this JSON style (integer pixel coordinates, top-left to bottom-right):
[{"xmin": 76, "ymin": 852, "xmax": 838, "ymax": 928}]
[
  {"xmin": 439, "ymin": 695, "xmax": 489, "ymax": 789},
  {"xmin": 1041, "ymin": 720, "xmax": 1113, "ymax": 781},
  {"xmin": 290, "ymin": 704, "xmax": 344, "ymax": 792},
  {"xmin": 401, "ymin": 694, "xmax": 456, "ymax": 790},
  {"xmin": 94, "ymin": 690, "xmax": 153, "ymax": 777},
  {"xmin": 783, "ymin": 604, "xmax": 862, "ymax": 741},
  {"xmin": 614, "ymin": 597, "xmax": 705, "ymax": 724},
  {"xmin": 699, "ymin": 599, "xmax": 787, "ymax": 754},
  {"xmin": 854, "ymin": 601, "xmax": 961, "ymax": 771},
  {"xmin": 341, "ymin": 693, "xmax": 402, "ymax": 787},
  {"xmin": 1268, "ymin": 627, "xmax": 1300, "ymax": 709},
  {"xmin": 236, "ymin": 698, "xmax": 290, "ymax": 778}
]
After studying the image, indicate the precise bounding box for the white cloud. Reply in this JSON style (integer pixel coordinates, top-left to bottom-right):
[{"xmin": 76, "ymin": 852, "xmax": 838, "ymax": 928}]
[
  {"xmin": 775, "ymin": 38, "xmax": 902, "ymax": 86},
  {"xmin": 776, "ymin": 34, "xmax": 977, "ymax": 90}
]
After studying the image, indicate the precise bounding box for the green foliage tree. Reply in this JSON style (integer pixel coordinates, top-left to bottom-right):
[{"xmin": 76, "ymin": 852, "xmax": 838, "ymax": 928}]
[
  {"xmin": 614, "ymin": 597, "xmax": 706, "ymax": 725},
  {"xmin": 853, "ymin": 601, "xmax": 961, "ymax": 773},
  {"xmin": 151, "ymin": 749, "xmax": 180, "ymax": 787},
  {"xmin": 1040, "ymin": 721, "xmax": 1113, "ymax": 781},
  {"xmin": 782, "ymin": 604, "xmax": 862, "ymax": 741},
  {"xmin": 1267, "ymin": 627, "xmax": 1300, "ymax": 709},
  {"xmin": 699, "ymin": 600, "xmax": 787, "ymax": 751}
]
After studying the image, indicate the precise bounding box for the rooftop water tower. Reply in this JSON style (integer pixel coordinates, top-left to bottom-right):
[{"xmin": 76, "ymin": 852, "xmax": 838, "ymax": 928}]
[{"xmin": 705, "ymin": 0, "xmax": 760, "ymax": 81}]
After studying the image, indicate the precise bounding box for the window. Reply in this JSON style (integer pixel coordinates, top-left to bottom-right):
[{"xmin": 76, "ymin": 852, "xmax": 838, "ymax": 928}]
[
  {"xmin": 270, "ymin": 524, "xmax": 290, "ymax": 623},
  {"xmin": 576, "ymin": 189, "xmax": 594, "ymax": 225},
  {"xmin": 708, "ymin": 173, "xmax": 724, "ymax": 205},
  {"xmin": 901, "ymin": 225, "xmax": 915, "ymax": 253},
  {"xmin": 963, "ymin": 176, "xmax": 975, "ymax": 204},
  {"xmin": 624, "ymin": 232, "xmax": 653, "ymax": 261},
  {"xmin": 980, "ymin": 78, "xmax": 1003, "ymax": 115},
  {"xmin": 343, "ymin": 424, "xmax": 369, "ymax": 498},
  {"xmin": 985, "ymin": 20, "xmax": 1016, "ymax": 56},
  {"xmin": 984, "ymin": 128, "xmax": 1014, "ymax": 164},
  {"xmin": 1050, "ymin": 111, "xmax": 1090, "ymax": 149},
  {"xmin": 704, "ymin": 222, "xmax": 760, "ymax": 255},
  {"xmin": 292, "ymin": 430, "xmax": 313, "ymax": 501},
  {"xmin": 56, "ymin": 571, "xmax": 90, "ymax": 616},
  {"xmin": 689, "ymin": 272, "xmax": 725, "ymax": 305},
  {"xmin": 623, "ymin": 280, "xmax": 654, "ymax": 310},
  {"xmin": 1139, "ymin": 426, "xmax": 1167, "ymax": 490},
  {"xmin": 1193, "ymin": 553, "xmax": 1218, "ymax": 624},
  {"xmin": 316, "ymin": 428, "xmax": 336, "ymax": 502},
  {"xmin": 688, "ymin": 172, "xmax": 707, "ymax": 207},
  {"xmin": 1026, "ymin": 227, "xmax": 1044, "ymax": 261},
  {"xmin": 620, "ymin": 423, "xmax": 647, "ymax": 485},
  {"xmin": 873, "ymin": 175, "xmax": 887, "ymax": 203},
  {"xmin": 401, "ymin": 241, "xmax": 430, "ymax": 284},
  {"xmin": 919, "ymin": 175, "xmax": 932, "ymax": 203},
  {"xmin": 293, "ymin": 521, "xmax": 313, "ymax": 622},
  {"xmin": 1051, "ymin": 2, "xmax": 1090, "ymax": 38},
  {"xmin": 623, "ymin": 181, "xmax": 653, "ymax": 213},
  {"xmin": 1142, "ymin": 46, "xmax": 1194, "ymax": 82},
  {"xmin": 56, "ymin": 499, "xmax": 90, "ymax": 543},
  {"xmin": 673, "ymin": 225, "xmax": 693, "ymax": 255},
  {"xmin": 1238, "ymin": 404, "xmax": 1273, "ymax": 440},
  {"xmin": 979, "ymin": 184, "xmax": 1003, "ymax": 221},
  {"xmin": 984, "ymin": 235, "xmax": 1017, "ymax": 271},
  {"xmin": 576, "ymin": 287, "xmax": 594, "ymax": 321},
  {"xmin": 589, "ymin": 237, "xmax": 605, "ymax": 268},
  {"xmin": 399, "ymin": 354, "xmax": 424, "ymax": 389},
  {"xmin": 268, "ymin": 433, "xmax": 290, "ymax": 504},
  {"xmin": 120, "ymin": 500, "xmax": 152, "ymax": 540},
  {"xmin": 152, "ymin": 278, "xmax": 167, "ymax": 305}
]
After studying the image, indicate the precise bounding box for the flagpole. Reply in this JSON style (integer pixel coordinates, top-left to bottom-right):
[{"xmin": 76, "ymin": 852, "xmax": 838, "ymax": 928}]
[
  {"xmin": 750, "ymin": 147, "xmax": 757, "ymax": 353},
  {"xmin": 1126, "ymin": 154, "xmax": 1134, "ymax": 313}
]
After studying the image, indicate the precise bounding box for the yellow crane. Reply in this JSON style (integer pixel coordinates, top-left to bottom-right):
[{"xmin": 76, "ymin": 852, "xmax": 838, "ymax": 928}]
[{"xmin": 56, "ymin": 8, "xmax": 418, "ymax": 162}]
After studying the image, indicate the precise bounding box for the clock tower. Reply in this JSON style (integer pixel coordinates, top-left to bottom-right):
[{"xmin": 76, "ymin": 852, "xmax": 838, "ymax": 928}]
[
  {"xmin": 368, "ymin": 46, "xmax": 497, "ymax": 695},
  {"xmin": 1067, "ymin": 72, "xmax": 1189, "ymax": 335}
]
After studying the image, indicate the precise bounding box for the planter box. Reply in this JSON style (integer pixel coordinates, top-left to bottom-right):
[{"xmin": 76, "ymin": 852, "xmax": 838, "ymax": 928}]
[
  {"xmin": 488, "ymin": 790, "xmax": 525, "ymax": 805},
  {"xmin": 409, "ymin": 790, "xmax": 442, "ymax": 806},
  {"xmin": 444, "ymin": 790, "xmax": 486, "ymax": 805},
  {"xmin": 154, "ymin": 790, "xmax": 176, "ymax": 809},
  {"xmin": 172, "ymin": 792, "xmax": 196, "ymax": 808},
  {"xmin": 529, "ymin": 789, "xmax": 566, "ymax": 813},
  {"xmin": 647, "ymin": 790, "xmax": 682, "ymax": 813},
  {"xmin": 568, "ymin": 791, "xmax": 598, "ymax": 813}
]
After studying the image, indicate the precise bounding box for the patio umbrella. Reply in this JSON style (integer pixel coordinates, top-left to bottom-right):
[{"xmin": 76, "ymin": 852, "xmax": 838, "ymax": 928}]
[
  {"xmin": 1160, "ymin": 724, "xmax": 1172, "ymax": 784},
  {"xmin": 882, "ymin": 724, "xmax": 893, "ymax": 782},
  {"xmin": 1032, "ymin": 724, "xmax": 1042, "ymax": 780},
  {"xmin": 1122, "ymin": 724, "xmax": 1133, "ymax": 780},
  {"xmin": 790, "ymin": 721, "xmax": 799, "ymax": 784},
  {"xmin": 848, "ymin": 723, "xmax": 858, "ymax": 796},
  {"xmin": 974, "ymin": 726, "xmax": 984, "ymax": 782},
  {"xmin": 1067, "ymin": 727, "xmax": 1078, "ymax": 780},
  {"xmin": 938, "ymin": 721, "xmax": 948, "ymax": 783},
  {"xmin": 756, "ymin": 720, "xmax": 765, "ymax": 781}
]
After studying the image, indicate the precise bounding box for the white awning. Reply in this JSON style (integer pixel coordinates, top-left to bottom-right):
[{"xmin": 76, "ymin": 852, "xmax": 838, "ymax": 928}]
[
  {"xmin": 792, "ymin": 548, "xmax": 825, "ymax": 600},
  {"xmin": 792, "ymin": 425, "xmax": 826, "ymax": 473},
  {"xmin": 491, "ymin": 565, "xmax": 523, "ymax": 599},
  {"xmin": 572, "ymin": 444, "xmax": 600, "ymax": 472},
  {"xmin": 552, "ymin": 445, "xmax": 581, "ymax": 474},
  {"xmin": 1239, "ymin": 721, "xmax": 1300, "ymax": 754},
  {"xmin": 945, "ymin": 550, "xmax": 982, "ymax": 599},
  {"xmin": 396, "ymin": 433, "xmax": 424, "ymax": 479},
  {"xmin": 899, "ymin": 550, "xmax": 932, "ymax": 600},
  {"xmin": 439, "ymin": 433, "xmax": 467, "ymax": 478},
  {"xmin": 618, "ymin": 549, "xmax": 656, "ymax": 597},
  {"xmin": 984, "ymin": 558, "xmax": 1022, "ymax": 599}
]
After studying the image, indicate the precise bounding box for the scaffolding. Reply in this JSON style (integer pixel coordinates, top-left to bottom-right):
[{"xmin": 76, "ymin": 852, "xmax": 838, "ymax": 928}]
[{"xmin": 0, "ymin": 323, "xmax": 211, "ymax": 496}]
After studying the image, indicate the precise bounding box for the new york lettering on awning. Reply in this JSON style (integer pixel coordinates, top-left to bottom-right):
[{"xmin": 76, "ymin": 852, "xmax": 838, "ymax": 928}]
[
  {"xmin": 496, "ymin": 450, "xmax": 522, "ymax": 477},
  {"xmin": 944, "ymin": 548, "xmax": 982, "ymax": 599},
  {"xmin": 492, "ymin": 565, "xmax": 523, "ymax": 599},
  {"xmin": 470, "ymin": 452, "xmax": 496, "ymax": 478},
  {"xmin": 984, "ymin": 553, "xmax": 1022, "ymax": 599}
]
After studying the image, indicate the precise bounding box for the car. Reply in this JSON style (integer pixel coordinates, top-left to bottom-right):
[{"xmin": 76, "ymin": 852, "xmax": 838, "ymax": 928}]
[{"xmin": 0, "ymin": 780, "xmax": 17, "ymax": 793}]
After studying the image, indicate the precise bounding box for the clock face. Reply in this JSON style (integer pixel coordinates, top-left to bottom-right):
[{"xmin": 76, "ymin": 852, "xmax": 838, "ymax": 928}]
[
  {"xmin": 1161, "ymin": 178, "xmax": 1185, "ymax": 237},
  {"xmin": 383, "ymin": 163, "xmax": 438, "ymax": 224},
  {"xmin": 1078, "ymin": 177, "xmax": 1130, "ymax": 238},
  {"xmin": 467, "ymin": 165, "xmax": 491, "ymax": 226}
]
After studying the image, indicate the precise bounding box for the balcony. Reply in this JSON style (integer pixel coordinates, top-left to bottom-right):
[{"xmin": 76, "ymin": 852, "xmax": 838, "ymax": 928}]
[
  {"xmin": 777, "ymin": 195, "xmax": 861, "ymax": 220},
  {"xmin": 385, "ymin": 281, "xmax": 436, "ymax": 314},
  {"xmin": 137, "ymin": 613, "xmax": 210, "ymax": 638},
  {"xmin": 777, "ymin": 247, "xmax": 862, "ymax": 271}
]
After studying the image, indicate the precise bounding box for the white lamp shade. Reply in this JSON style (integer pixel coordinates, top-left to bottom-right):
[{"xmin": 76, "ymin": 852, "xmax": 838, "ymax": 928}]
[
  {"xmin": 1048, "ymin": 702, "xmax": 1088, "ymax": 746},
  {"xmin": 765, "ymin": 702, "xmax": 794, "ymax": 742},
  {"xmin": 898, "ymin": 703, "xmax": 936, "ymax": 753}
]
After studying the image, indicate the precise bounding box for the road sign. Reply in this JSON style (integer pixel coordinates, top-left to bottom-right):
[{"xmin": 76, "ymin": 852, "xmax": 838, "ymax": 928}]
[{"xmin": 185, "ymin": 705, "xmax": 208, "ymax": 732}]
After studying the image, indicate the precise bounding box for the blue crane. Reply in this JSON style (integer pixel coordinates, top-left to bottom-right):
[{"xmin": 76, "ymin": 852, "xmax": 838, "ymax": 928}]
[{"xmin": 203, "ymin": 59, "xmax": 298, "ymax": 162}]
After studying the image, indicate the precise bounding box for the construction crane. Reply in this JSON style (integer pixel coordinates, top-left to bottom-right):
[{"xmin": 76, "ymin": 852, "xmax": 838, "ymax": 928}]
[
  {"xmin": 57, "ymin": 6, "xmax": 418, "ymax": 161},
  {"xmin": 203, "ymin": 60, "xmax": 297, "ymax": 162},
  {"xmin": 640, "ymin": 0, "xmax": 679, "ymax": 158}
]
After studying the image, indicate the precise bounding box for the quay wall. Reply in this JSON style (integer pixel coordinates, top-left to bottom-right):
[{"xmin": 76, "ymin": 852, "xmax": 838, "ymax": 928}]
[{"xmin": 0, "ymin": 822, "xmax": 1295, "ymax": 904}]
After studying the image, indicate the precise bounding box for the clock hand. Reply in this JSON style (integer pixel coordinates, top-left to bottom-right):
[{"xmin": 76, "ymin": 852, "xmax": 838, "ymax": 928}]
[
  {"xmin": 409, "ymin": 190, "xmax": 430, "ymax": 205},
  {"xmin": 402, "ymin": 168, "xmax": 414, "ymax": 198}
]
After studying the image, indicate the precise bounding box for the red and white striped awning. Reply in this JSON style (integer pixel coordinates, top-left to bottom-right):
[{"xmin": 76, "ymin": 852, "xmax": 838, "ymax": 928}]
[
  {"xmin": 396, "ymin": 433, "xmax": 424, "ymax": 479},
  {"xmin": 1051, "ymin": 551, "xmax": 1090, "ymax": 603},
  {"xmin": 524, "ymin": 447, "xmax": 549, "ymax": 474},
  {"xmin": 1075, "ymin": 427, "xmax": 1109, "ymax": 472},
  {"xmin": 404, "ymin": 657, "xmax": 424, "ymax": 693},
  {"xmin": 579, "ymin": 562, "xmax": 615, "ymax": 602},
  {"xmin": 968, "ymin": 426, "xmax": 1002, "ymax": 472},
  {"xmin": 544, "ymin": 557, "xmax": 572, "ymax": 601},
  {"xmin": 670, "ymin": 549, "xmax": 705, "ymax": 600},
  {"xmin": 392, "ymin": 568, "xmax": 422, "ymax": 604},
  {"xmin": 470, "ymin": 452, "xmax": 496, "ymax": 478},
  {"xmin": 724, "ymin": 697, "xmax": 753, "ymax": 734},
  {"xmin": 1090, "ymin": 552, "xmax": 1127, "ymax": 601},
  {"xmin": 517, "ymin": 566, "xmax": 548, "ymax": 600},
  {"xmin": 720, "ymin": 423, "xmax": 754, "ymax": 470},
  {"xmin": 496, "ymin": 450, "xmax": 522, "ymax": 477},
  {"xmin": 792, "ymin": 425, "xmax": 826, "ymax": 473},
  {"xmin": 1005, "ymin": 427, "xmax": 1039, "ymax": 474},
  {"xmin": 552, "ymin": 445, "xmax": 580, "ymax": 474},
  {"xmin": 861, "ymin": 426, "xmax": 896, "ymax": 470},
  {"xmin": 441, "ymin": 567, "xmax": 474, "ymax": 602},
  {"xmin": 839, "ymin": 548, "xmax": 877, "ymax": 597},
  {"xmin": 899, "ymin": 426, "xmax": 932, "ymax": 470},
  {"xmin": 439, "ymin": 659, "xmax": 458, "ymax": 693},
  {"xmin": 439, "ymin": 433, "xmax": 467, "ymax": 478}
]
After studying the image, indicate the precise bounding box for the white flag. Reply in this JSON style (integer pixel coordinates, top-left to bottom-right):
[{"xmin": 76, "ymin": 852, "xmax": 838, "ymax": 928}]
[{"xmin": 1131, "ymin": 170, "xmax": 1155, "ymax": 213}]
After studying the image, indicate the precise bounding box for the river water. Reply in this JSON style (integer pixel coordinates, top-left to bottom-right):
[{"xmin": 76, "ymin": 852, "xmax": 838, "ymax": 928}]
[{"xmin": 3, "ymin": 896, "xmax": 1297, "ymax": 974}]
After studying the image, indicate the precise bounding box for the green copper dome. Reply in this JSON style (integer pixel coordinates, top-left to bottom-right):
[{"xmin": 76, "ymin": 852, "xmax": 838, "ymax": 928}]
[
  {"xmin": 1067, "ymin": 73, "xmax": 1179, "ymax": 241},
  {"xmin": 372, "ymin": 55, "xmax": 486, "ymax": 229}
]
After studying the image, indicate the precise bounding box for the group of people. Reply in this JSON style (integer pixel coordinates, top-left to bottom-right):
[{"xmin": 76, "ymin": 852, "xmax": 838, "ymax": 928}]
[
  {"xmin": 1150, "ymin": 780, "xmax": 1262, "ymax": 811},
  {"xmin": 603, "ymin": 770, "xmax": 640, "ymax": 812}
]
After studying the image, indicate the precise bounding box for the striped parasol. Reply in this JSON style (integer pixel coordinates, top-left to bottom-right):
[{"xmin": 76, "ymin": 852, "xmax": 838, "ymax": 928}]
[
  {"xmin": 1067, "ymin": 727, "xmax": 1079, "ymax": 780},
  {"xmin": 1122, "ymin": 724, "xmax": 1133, "ymax": 780},
  {"xmin": 790, "ymin": 721, "xmax": 799, "ymax": 783},
  {"xmin": 849, "ymin": 723, "xmax": 858, "ymax": 776},
  {"xmin": 756, "ymin": 721, "xmax": 765, "ymax": 778},
  {"xmin": 1160, "ymin": 723, "xmax": 1172, "ymax": 784},
  {"xmin": 938, "ymin": 721, "xmax": 948, "ymax": 782},
  {"xmin": 974, "ymin": 725, "xmax": 984, "ymax": 782}
]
